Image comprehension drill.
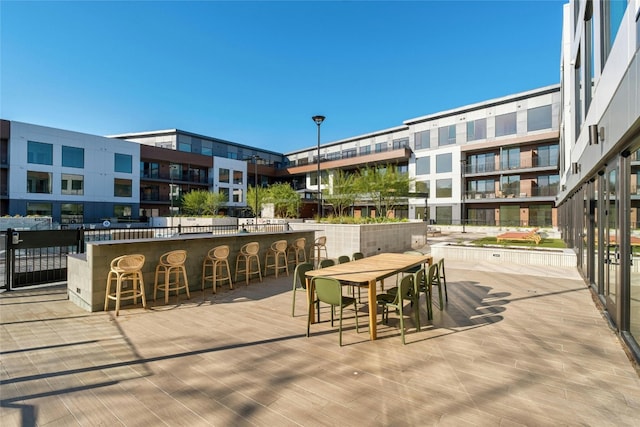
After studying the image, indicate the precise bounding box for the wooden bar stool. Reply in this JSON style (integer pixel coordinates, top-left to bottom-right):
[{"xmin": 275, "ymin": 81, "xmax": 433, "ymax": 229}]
[
  {"xmin": 104, "ymin": 254, "xmax": 146, "ymax": 316},
  {"xmin": 286, "ymin": 237, "xmax": 307, "ymax": 266},
  {"xmin": 309, "ymin": 236, "xmax": 328, "ymax": 266},
  {"xmin": 202, "ymin": 245, "xmax": 233, "ymax": 294},
  {"xmin": 264, "ymin": 239, "xmax": 289, "ymax": 278},
  {"xmin": 153, "ymin": 250, "xmax": 190, "ymax": 304},
  {"xmin": 235, "ymin": 242, "xmax": 262, "ymax": 285}
]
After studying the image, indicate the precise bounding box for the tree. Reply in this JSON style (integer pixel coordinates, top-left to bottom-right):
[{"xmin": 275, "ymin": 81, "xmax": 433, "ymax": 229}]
[
  {"xmin": 266, "ymin": 182, "xmax": 300, "ymax": 218},
  {"xmin": 322, "ymin": 169, "xmax": 357, "ymax": 216},
  {"xmin": 247, "ymin": 185, "xmax": 266, "ymax": 218},
  {"xmin": 181, "ymin": 190, "xmax": 226, "ymax": 215},
  {"xmin": 354, "ymin": 164, "xmax": 411, "ymax": 219}
]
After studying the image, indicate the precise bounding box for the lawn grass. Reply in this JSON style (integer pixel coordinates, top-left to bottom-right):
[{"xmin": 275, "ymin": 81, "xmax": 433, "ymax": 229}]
[{"xmin": 471, "ymin": 237, "xmax": 567, "ymax": 249}]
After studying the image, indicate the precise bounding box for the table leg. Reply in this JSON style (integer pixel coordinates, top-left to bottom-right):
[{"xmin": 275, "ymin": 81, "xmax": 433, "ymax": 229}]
[
  {"xmin": 306, "ymin": 277, "xmax": 316, "ymax": 324},
  {"xmin": 368, "ymin": 279, "xmax": 377, "ymax": 340}
]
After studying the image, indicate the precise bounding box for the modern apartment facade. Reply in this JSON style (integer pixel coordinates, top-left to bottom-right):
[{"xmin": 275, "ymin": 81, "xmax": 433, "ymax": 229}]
[
  {"xmin": 556, "ymin": 0, "xmax": 640, "ymax": 363},
  {"xmin": 1, "ymin": 121, "xmax": 141, "ymax": 224},
  {"xmin": 284, "ymin": 85, "xmax": 561, "ymax": 226}
]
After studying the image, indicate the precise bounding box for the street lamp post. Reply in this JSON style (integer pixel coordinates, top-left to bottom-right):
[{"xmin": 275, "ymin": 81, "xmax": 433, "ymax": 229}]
[
  {"xmin": 253, "ymin": 155, "xmax": 259, "ymax": 224},
  {"xmin": 169, "ymin": 164, "xmax": 178, "ymax": 228},
  {"xmin": 461, "ymin": 159, "xmax": 466, "ymax": 233},
  {"xmin": 244, "ymin": 155, "xmax": 261, "ymax": 224},
  {"xmin": 312, "ymin": 115, "xmax": 325, "ymax": 219}
]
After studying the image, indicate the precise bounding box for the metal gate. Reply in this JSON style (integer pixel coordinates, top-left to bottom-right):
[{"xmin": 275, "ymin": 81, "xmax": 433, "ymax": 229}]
[{"xmin": 3, "ymin": 228, "xmax": 82, "ymax": 290}]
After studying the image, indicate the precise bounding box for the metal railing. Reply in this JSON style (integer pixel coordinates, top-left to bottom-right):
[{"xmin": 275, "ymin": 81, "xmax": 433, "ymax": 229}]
[{"xmin": 3, "ymin": 223, "xmax": 291, "ymax": 290}]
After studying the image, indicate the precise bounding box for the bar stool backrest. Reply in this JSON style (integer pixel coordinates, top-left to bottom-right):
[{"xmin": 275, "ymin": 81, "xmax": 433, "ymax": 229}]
[
  {"xmin": 272, "ymin": 240, "xmax": 288, "ymax": 253},
  {"xmin": 163, "ymin": 250, "xmax": 187, "ymax": 266},
  {"xmin": 211, "ymin": 245, "xmax": 230, "ymax": 260},
  {"xmin": 243, "ymin": 242, "xmax": 260, "ymax": 256},
  {"xmin": 117, "ymin": 254, "xmax": 145, "ymax": 272}
]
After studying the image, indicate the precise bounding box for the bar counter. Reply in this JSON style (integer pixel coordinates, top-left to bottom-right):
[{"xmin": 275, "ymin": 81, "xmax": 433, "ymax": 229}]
[{"xmin": 67, "ymin": 229, "xmax": 316, "ymax": 312}]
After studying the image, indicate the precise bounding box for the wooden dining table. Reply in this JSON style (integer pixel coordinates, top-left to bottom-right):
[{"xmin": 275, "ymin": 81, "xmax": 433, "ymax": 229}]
[{"xmin": 305, "ymin": 252, "xmax": 433, "ymax": 340}]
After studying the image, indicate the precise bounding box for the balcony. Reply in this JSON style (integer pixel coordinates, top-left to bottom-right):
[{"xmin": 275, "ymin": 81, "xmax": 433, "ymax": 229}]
[{"xmin": 465, "ymin": 158, "xmax": 559, "ymax": 177}]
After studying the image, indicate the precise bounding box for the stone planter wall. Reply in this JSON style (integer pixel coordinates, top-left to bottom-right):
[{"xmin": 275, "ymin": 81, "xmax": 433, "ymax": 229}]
[
  {"xmin": 431, "ymin": 242, "xmax": 577, "ymax": 267},
  {"xmin": 288, "ymin": 221, "xmax": 428, "ymax": 259}
]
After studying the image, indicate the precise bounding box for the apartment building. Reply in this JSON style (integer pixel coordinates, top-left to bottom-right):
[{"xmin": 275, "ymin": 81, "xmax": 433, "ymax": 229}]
[
  {"xmin": 111, "ymin": 129, "xmax": 284, "ymax": 218},
  {"xmin": 1, "ymin": 121, "xmax": 141, "ymax": 224},
  {"xmin": 556, "ymin": 0, "xmax": 640, "ymax": 363},
  {"xmin": 284, "ymin": 85, "xmax": 561, "ymax": 226}
]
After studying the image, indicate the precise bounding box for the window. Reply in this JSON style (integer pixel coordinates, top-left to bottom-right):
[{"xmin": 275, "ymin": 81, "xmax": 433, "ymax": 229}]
[
  {"xmin": 27, "ymin": 171, "xmax": 52, "ymax": 193},
  {"xmin": 537, "ymin": 144, "xmax": 559, "ymax": 167},
  {"xmin": 375, "ymin": 142, "xmax": 387, "ymax": 153},
  {"xmin": 61, "ymin": 174, "xmax": 84, "ymax": 195},
  {"xmin": 468, "ymin": 153, "xmax": 496, "ymax": 173},
  {"xmin": 585, "ymin": 7, "xmax": 595, "ymax": 113},
  {"xmin": 343, "ymin": 148, "xmax": 356, "ymax": 158},
  {"xmin": 233, "ymin": 188, "xmax": 242, "ymax": 203},
  {"xmin": 436, "ymin": 153, "xmax": 452, "ymax": 173},
  {"xmin": 233, "ymin": 170, "xmax": 243, "ymax": 185},
  {"xmin": 499, "ymin": 205, "xmax": 520, "ymax": 226},
  {"xmin": 61, "ymin": 203, "xmax": 83, "ymax": 224},
  {"xmin": 415, "ymin": 180, "xmax": 429, "ymax": 195},
  {"xmin": 178, "ymin": 135, "xmax": 191, "ymax": 153},
  {"xmin": 416, "ymin": 157, "xmax": 430, "ymax": 175},
  {"xmin": 359, "ymin": 146, "xmax": 371, "ymax": 155},
  {"xmin": 170, "ymin": 164, "xmax": 181, "ymax": 180},
  {"xmin": 141, "ymin": 185, "xmax": 160, "ymax": 201},
  {"xmin": 574, "ymin": 48, "xmax": 583, "ymax": 135},
  {"xmin": 219, "ymin": 187, "xmax": 230, "ymax": 202},
  {"xmin": 114, "ymin": 153, "xmax": 132, "ymax": 173},
  {"xmin": 28, "ymin": 141, "xmax": 53, "ymax": 165},
  {"xmin": 527, "ymin": 105, "xmax": 552, "ymax": 131},
  {"xmin": 466, "ymin": 119, "xmax": 487, "ymax": 141},
  {"xmin": 141, "ymin": 162, "xmax": 159, "ymax": 178},
  {"xmin": 438, "ymin": 125, "xmax": 456, "ymax": 146},
  {"xmin": 467, "ymin": 179, "xmax": 496, "ymax": 197},
  {"xmin": 114, "ymin": 178, "xmax": 132, "ymax": 197},
  {"xmin": 500, "ymin": 175, "xmax": 520, "ymax": 197},
  {"xmin": 61, "ymin": 146, "xmax": 84, "ymax": 168},
  {"xmin": 468, "ymin": 208, "xmax": 495, "ymax": 226},
  {"xmin": 435, "ymin": 206, "xmax": 452, "ymax": 224},
  {"xmin": 219, "ymin": 168, "xmax": 230, "ymax": 183},
  {"xmin": 495, "ymin": 112, "xmax": 517, "ymax": 137},
  {"xmin": 501, "ymin": 147, "xmax": 520, "ymax": 170},
  {"xmin": 393, "ymin": 138, "xmax": 408, "ymax": 150},
  {"xmin": 27, "ymin": 202, "xmax": 52, "ymax": 216},
  {"xmin": 535, "ymin": 174, "xmax": 560, "ymax": 196},
  {"xmin": 202, "ymin": 141, "xmax": 213, "ymax": 156},
  {"xmin": 529, "ymin": 205, "xmax": 553, "ymax": 227},
  {"xmin": 114, "ymin": 205, "xmax": 132, "ymax": 218},
  {"xmin": 601, "ymin": 0, "xmax": 628, "ymax": 68},
  {"xmin": 435, "ymin": 178, "xmax": 452, "ymax": 197},
  {"xmin": 414, "ymin": 130, "xmax": 430, "ymax": 150}
]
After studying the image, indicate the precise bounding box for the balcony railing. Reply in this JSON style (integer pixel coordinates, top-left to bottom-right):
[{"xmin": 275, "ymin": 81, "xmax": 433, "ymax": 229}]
[{"xmin": 465, "ymin": 158, "xmax": 559, "ymax": 174}]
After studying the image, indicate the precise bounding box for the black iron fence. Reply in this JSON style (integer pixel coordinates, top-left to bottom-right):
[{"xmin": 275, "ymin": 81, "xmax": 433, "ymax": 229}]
[{"xmin": 2, "ymin": 223, "xmax": 290, "ymax": 290}]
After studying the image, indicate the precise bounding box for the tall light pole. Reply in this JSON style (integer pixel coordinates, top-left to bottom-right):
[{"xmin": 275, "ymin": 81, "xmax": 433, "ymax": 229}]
[
  {"xmin": 169, "ymin": 164, "xmax": 178, "ymax": 228},
  {"xmin": 312, "ymin": 115, "xmax": 325, "ymax": 219},
  {"xmin": 461, "ymin": 159, "xmax": 466, "ymax": 233},
  {"xmin": 253, "ymin": 155, "xmax": 259, "ymax": 224},
  {"xmin": 244, "ymin": 155, "xmax": 261, "ymax": 224}
]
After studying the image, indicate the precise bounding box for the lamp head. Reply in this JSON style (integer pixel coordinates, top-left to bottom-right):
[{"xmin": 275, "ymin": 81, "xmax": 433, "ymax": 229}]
[{"xmin": 312, "ymin": 115, "xmax": 325, "ymax": 125}]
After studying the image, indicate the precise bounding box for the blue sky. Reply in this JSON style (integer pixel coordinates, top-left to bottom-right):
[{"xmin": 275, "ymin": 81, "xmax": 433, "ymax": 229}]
[{"xmin": 1, "ymin": 0, "xmax": 565, "ymax": 153}]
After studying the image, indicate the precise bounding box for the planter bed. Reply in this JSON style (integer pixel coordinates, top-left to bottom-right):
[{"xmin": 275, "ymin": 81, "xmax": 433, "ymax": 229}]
[{"xmin": 431, "ymin": 242, "xmax": 577, "ymax": 267}]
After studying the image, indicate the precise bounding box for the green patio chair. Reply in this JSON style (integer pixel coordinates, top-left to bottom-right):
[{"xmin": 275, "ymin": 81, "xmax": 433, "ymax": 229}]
[
  {"xmin": 338, "ymin": 255, "xmax": 351, "ymax": 264},
  {"xmin": 307, "ymin": 276, "xmax": 359, "ymax": 346},
  {"xmin": 292, "ymin": 262, "xmax": 315, "ymax": 317},
  {"xmin": 376, "ymin": 274, "xmax": 419, "ymax": 344},
  {"xmin": 437, "ymin": 258, "xmax": 448, "ymax": 303},
  {"xmin": 319, "ymin": 259, "xmax": 335, "ymax": 268},
  {"xmin": 428, "ymin": 262, "xmax": 445, "ymax": 310},
  {"xmin": 352, "ymin": 252, "xmax": 365, "ymax": 261}
]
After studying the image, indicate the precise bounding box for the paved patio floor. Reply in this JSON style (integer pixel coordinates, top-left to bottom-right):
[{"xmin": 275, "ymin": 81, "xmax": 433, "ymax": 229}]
[{"xmin": 1, "ymin": 259, "xmax": 639, "ymax": 426}]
